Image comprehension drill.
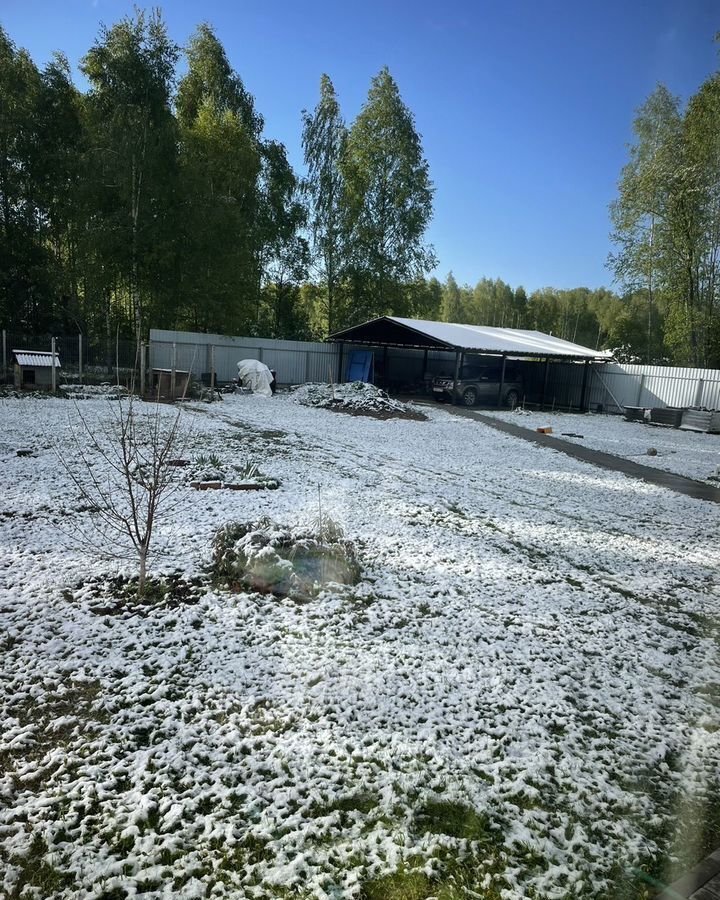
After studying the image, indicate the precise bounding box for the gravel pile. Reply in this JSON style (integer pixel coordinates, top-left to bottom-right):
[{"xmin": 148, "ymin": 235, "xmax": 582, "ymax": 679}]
[{"xmin": 291, "ymin": 381, "xmax": 425, "ymax": 419}]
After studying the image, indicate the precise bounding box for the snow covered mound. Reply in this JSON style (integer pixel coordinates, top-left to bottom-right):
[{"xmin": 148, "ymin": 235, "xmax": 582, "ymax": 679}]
[
  {"xmin": 212, "ymin": 517, "xmax": 360, "ymax": 601},
  {"xmin": 291, "ymin": 381, "xmax": 426, "ymax": 420}
]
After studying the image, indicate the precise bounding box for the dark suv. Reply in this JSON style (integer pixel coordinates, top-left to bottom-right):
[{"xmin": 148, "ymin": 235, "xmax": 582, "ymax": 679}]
[{"xmin": 432, "ymin": 363, "xmax": 523, "ymax": 407}]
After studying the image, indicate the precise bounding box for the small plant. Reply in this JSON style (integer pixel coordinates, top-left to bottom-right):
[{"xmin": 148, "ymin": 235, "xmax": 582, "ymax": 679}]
[
  {"xmin": 195, "ymin": 452, "xmax": 223, "ymax": 470},
  {"xmin": 235, "ymin": 459, "xmax": 261, "ymax": 481},
  {"xmin": 313, "ymin": 484, "xmax": 345, "ymax": 543}
]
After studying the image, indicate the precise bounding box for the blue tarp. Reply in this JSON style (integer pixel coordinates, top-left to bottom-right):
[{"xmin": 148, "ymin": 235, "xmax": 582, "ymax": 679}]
[{"xmin": 345, "ymin": 350, "xmax": 373, "ymax": 383}]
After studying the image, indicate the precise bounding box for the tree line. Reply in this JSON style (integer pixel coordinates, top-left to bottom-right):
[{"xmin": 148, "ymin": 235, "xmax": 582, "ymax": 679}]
[
  {"xmin": 610, "ymin": 48, "xmax": 720, "ymax": 368},
  {"xmin": 2, "ymin": 10, "xmax": 719, "ymax": 368},
  {"xmin": 0, "ymin": 10, "xmax": 435, "ymax": 348}
]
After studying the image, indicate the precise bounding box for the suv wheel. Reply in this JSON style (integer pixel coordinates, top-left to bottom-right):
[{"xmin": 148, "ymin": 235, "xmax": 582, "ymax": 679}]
[
  {"xmin": 505, "ymin": 389, "xmax": 520, "ymax": 408},
  {"xmin": 462, "ymin": 387, "xmax": 478, "ymax": 407}
]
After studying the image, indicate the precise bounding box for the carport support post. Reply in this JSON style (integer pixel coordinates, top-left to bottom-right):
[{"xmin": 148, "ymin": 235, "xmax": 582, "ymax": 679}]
[
  {"xmin": 78, "ymin": 333, "xmax": 83, "ymax": 382},
  {"xmin": 210, "ymin": 344, "xmax": 216, "ymax": 390},
  {"xmin": 579, "ymin": 360, "xmax": 590, "ymax": 412},
  {"xmin": 336, "ymin": 342, "xmax": 344, "ymax": 384},
  {"xmin": 171, "ymin": 342, "xmax": 177, "ymax": 399},
  {"xmin": 497, "ymin": 354, "xmax": 507, "ymax": 407},
  {"xmin": 452, "ymin": 350, "xmax": 462, "ymax": 404},
  {"xmin": 382, "ymin": 345, "xmax": 388, "ymax": 388},
  {"xmin": 2, "ymin": 330, "xmax": 6, "ymax": 379},
  {"xmin": 140, "ymin": 342, "xmax": 146, "ymax": 397},
  {"xmin": 541, "ymin": 357, "xmax": 550, "ymax": 409},
  {"xmin": 51, "ymin": 337, "xmax": 57, "ymax": 393}
]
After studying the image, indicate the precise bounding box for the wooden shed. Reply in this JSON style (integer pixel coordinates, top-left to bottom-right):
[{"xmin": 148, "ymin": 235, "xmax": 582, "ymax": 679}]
[
  {"xmin": 150, "ymin": 367, "xmax": 191, "ymax": 401},
  {"xmin": 12, "ymin": 350, "xmax": 61, "ymax": 390}
]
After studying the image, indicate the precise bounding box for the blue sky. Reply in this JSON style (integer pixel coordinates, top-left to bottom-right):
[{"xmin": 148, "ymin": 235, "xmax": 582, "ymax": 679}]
[{"xmin": 2, "ymin": 0, "xmax": 718, "ymax": 292}]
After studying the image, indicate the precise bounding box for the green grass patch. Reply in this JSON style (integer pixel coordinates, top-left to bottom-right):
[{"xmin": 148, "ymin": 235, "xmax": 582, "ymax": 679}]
[
  {"xmin": 414, "ymin": 800, "xmax": 496, "ymax": 843},
  {"xmin": 5, "ymin": 835, "xmax": 75, "ymax": 897}
]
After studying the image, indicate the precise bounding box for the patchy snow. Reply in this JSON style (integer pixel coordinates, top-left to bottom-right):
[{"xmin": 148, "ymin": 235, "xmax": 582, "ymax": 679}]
[
  {"xmin": 485, "ymin": 408, "xmax": 720, "ymax": 484},
  {"xmin": 1, "ymin": 394, "xmax": 719, "ymax": 899},
  {"xmin": 59, "ymin": 383, "xmax": 129, "ymax": 400}
]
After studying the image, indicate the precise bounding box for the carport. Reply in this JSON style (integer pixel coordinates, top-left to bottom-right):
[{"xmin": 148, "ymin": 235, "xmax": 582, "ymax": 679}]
[{"xmin": 330, "ymin": 316, "xmax": 613, "ymax": 410}]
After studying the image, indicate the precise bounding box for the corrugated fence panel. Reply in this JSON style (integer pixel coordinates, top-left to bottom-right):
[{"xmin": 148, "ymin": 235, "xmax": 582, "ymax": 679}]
[
  {"xmin": 149, "ymin": 329, "xmax": 339, "ymax": 385},
  {"xmin": 588, "ymin": 363, "xmax": 720, "ymax": 412}
]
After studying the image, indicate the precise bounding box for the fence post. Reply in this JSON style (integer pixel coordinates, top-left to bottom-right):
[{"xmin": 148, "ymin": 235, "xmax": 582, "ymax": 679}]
[
  {"xmin": 2, "ymin": 329, "xmax": 6, "ymax": 381},
  {"xmin": 78, "ymin": 333, "xmax": 83, "ymax": 382},
  {"xmin": 51, "ymin": 337, "xmax": 57, "ymax": 393},
  {"xmin": 694, "ymin": 378, "xmax": 704, "ymax": 407},
  {"xmin": 171, "ymin": 342, "xmax": 177, "ymax": 400},
  {"xmin": 541, "ymin": 357, "xmax": 550, "ymax": 409},
  {"xmin": 497, "ymin": 353, "xmax": 507, "ymax": 407},
  {"xmin": 305, "ymin": 350, "xmax": 310, "ymax": 383},
  {"xmin": 336, "ymin": 343, "xmax": 344, "ymax": 384},
  {"xmin": 635, "ymin": 373, "xmax": 645, "ymax": 407},
  {"xmin": 579, "ymin": 360, "xmax": 590, "ymax": 412},
  {"xmin": 140, "ymin": 342, "xmax": 146, "ymax": 397},
  {"xmin": 210, "ymin": 344, "xmax": 216, "ymax": 390}
]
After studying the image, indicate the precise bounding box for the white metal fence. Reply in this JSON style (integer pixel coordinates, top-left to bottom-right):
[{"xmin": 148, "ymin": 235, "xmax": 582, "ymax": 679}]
[
  {"xmin": 148, "ymin": 328, "xmax": 720, "ymax": 412},
  {"xmin": 588, "ymin": 363, "xmax": 720, "ymax": 413},
  {"xmin": 149, "ymin": 329, "xmax": 340, "ymax": 385}
]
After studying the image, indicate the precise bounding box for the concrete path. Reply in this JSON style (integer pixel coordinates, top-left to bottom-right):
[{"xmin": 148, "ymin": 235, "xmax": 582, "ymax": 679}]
[
  {"xmin": 418, "ymin": 402, "xmax": 720, "ymax": 504},
  {"xmin": 656, "ymin": 848, "xmax": 720, "ymax": 899}
]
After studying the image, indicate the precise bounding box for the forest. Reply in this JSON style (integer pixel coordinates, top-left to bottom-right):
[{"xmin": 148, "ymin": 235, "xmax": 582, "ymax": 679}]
[{"xmin": 1, "ymin": 10, "xmax": 720, "ymax": 366}]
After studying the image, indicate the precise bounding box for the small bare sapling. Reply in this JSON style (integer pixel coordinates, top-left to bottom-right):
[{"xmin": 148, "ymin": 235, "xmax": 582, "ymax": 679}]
[{"xmin": 58, "ymin": 395, "xmax": 188, "ymax": 595}]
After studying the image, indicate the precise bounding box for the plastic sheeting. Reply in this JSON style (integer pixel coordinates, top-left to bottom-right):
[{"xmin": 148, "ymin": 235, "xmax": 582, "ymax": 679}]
[{"xmin": 237, "ymin": 359, "xmax": 273, "ymax": 397}]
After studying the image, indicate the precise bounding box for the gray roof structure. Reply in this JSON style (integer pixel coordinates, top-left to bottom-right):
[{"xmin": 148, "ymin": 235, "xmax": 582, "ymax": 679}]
[
  {"xmin": 331, "ymin": 316, "xmax": 613, "ymax": 360},
  {"xmin": 12, "ymin": 350, "xmax": 61, "ymax": 368}
]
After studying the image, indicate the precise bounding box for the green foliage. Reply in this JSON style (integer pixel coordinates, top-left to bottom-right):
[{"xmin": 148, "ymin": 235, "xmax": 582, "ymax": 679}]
[
  {"xmin": 176, "ymin": 23, "xmax": 262, "ymax": 137},
  {"xmin": 0, "ymin": 28, "xmax": 50, "ymax": 331},
  {"xmin": 610, "ymin": 72, "xmax": 720, "ymax": 366},
  {"xmin": 176, "ymin": 25, "xmax": 262, "ymax": 333},
  {"xmin": 302, "ymin": 74, "xmax": 348, "ymax": 334},
  {"xmin": 255, "ymin": 140, "xmax": 310, "ymax": 338},
  {"xmin": 340, "ymin": 67, "xmax": 436, "ymax": 325},
  {"xmin": 80, "ymin": 10, "xmax": 180, "ymax": 344},
  {"xmin": 415, "ymin": 800, "xmax": 494, "ymax": 842}
]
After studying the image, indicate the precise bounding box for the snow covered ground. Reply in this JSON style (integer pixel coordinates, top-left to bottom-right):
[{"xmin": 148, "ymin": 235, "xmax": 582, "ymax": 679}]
[
  {"xmin": 485, "ymin": 408, "xmax": 720, "ymax": 484},
  {"xmin": 1, "ymin": 393, "xmax": 719, "ymax": 899}
]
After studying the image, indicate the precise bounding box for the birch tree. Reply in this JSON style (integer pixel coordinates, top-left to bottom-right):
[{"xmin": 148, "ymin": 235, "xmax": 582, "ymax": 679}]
[
  {"xmin": 81, "ymin": 10, "xmax": 179, "ymax": 348},
  {"xmin": 302, "ymin": 74, "xmax": 347, "ymax": 335},
  {"xmin": 341, "ymin": 67, "xmax": 435, "ymax": 324}
]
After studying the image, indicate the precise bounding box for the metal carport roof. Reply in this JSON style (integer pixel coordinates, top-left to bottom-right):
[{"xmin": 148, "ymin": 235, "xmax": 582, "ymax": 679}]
[{"xmin": 331, "ymin": 316, "xmax": 613, "ymax": 360}]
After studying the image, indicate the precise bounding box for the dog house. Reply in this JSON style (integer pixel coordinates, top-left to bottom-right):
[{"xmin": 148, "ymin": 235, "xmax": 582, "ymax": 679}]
[{"xmin": 12, "ymin": 350, "xmax": 61, "ymax": 390}]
